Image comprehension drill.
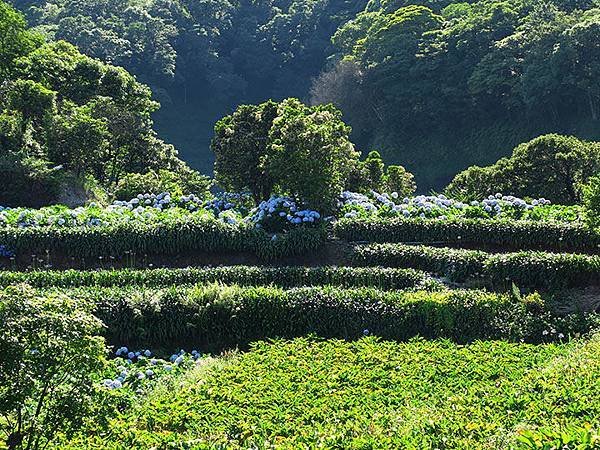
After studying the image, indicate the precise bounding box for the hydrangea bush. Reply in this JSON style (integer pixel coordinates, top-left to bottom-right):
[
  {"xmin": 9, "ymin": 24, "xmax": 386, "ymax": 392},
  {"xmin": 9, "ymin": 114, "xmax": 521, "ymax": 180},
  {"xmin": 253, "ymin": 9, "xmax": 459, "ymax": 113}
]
[
  {"xmin": 101, "ymin": 347, "xmax": 203, "ymax": 392},
  {"xmin": 340, "ymin": 191, "xmax": 582, "ymax": 222},
  {"xmin": 248, "ymin": 196, "xmax": 322, "ymax": 232},
  {"xmin": 0, "ymin": 192, "xmax": 323, "ymax": 232}
]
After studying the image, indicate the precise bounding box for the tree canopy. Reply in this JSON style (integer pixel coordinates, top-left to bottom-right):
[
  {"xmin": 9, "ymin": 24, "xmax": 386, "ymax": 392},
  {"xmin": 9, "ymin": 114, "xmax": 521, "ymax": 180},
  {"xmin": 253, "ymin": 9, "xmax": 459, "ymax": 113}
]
[
  {"xmin": 0, "ymin": 1, "xmax": 203, "ymax": 206},
  {"xmin": 8, "ymin": 0, "xmax": 600, "ymax": 189}
]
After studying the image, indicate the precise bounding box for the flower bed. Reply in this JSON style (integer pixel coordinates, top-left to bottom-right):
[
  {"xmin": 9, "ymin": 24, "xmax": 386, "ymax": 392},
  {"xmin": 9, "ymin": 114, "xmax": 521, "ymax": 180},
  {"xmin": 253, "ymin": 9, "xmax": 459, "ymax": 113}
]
[{"xmin": 340, "ymin": 191, "xmax": 582, "ymax": 222}]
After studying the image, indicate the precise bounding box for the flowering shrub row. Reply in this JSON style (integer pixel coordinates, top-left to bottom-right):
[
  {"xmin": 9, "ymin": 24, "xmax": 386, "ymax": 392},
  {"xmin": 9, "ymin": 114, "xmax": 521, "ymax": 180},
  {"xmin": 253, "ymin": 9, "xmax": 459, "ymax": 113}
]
[
  {"xmin": 0, "ymin": 193, "xmax": 320, "ymax": 232},
  {"xmin": 45, "ymin": 284, "xmax": 600, "ymax": 349},
  {"xmin": 0, "ymin": 219, "xmax": 326, "ymax": 260},
  {"xmin": 351, "ymin": 243, "xmax": 600, "ymax": 289},
  {"xmin": 0, "ymin": 266, "xmax": 437, "ymax": 291},
  {"xmin": 340, "ymin": 191, "xmax": 582, "ymax": 222},
  {"xmin": 334, "ymin": 217, "xmax": 600, "ymax": 253}
]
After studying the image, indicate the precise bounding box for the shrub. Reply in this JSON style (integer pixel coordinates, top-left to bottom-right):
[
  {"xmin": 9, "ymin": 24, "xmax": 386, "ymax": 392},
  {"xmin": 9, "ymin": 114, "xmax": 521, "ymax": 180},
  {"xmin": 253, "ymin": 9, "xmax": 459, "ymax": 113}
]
[
  {"xmin": 0, "ymin": 218, "xmax": 327, "ymax": 260},
  {"xmin": 363, "ymin": 150, "xmax": 385, "ymax": 190},
  {"xmin": 584, "ymin": 175, "xmax": 600, "ymax": 229},
  {"xmin": 46, "ymin": 284, "xmax": 600, "ymax": 349},
  {"xmin": 267, "ymin": 99, "xmax": 359, "ymax": 213},
  {"xmin": 0, "ymin": 285, "xmax": 105, "ymax": 450},
  {"xmin": 211, "ymin": 100, "xmax": 279, "ymax": 203},
  {"xmin": 383, "ymin": 164, "xmax": 416, "ymax": 197},
  {"xmin": 212, "ymin": 98, "xmax": 360, "ymax": 211},
  {"xmin": 0, "ymin": 266, "xmax": 437, "ymax": 290},
  {"xmin": 446, "ymin": 134, "xmax": 600, "ymax": 204},
  {"xmin": 350, "ymin": 243, "xmax": 600, "ymax": 289},
  {"xmin": 351, "ymin": 243, "xmax": 486, "ymax": 282},
  {"xmin": 334, "ymin": 217, "xmax": 600, "ymax": 253},
  {"xmin": 113, "ymin": 168, "xmax": 212, "ymax": 200},
  {"xmin": 345, "ymin": 152, "xmax": 417, "ymax": 197}
]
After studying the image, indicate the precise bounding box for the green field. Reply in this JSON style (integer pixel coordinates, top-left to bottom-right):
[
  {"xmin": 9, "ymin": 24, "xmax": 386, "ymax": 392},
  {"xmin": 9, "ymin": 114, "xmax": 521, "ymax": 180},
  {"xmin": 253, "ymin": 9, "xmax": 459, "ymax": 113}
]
[{"xmin": 61, "ymin": 336, "xmax": 600, "ymax": 449}]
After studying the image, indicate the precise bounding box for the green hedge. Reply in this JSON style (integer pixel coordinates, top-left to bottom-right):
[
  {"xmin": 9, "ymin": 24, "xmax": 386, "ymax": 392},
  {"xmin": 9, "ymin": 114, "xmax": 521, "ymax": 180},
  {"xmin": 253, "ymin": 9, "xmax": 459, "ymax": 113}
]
[
  {"xmin": 351, "ymin": 243, "xmax": 600, "ymax": 289},
  {"xmin": 22, "ymin": 284, "xmax": 598, "ymax": 349},
  {"xmin": 0, "ymin": 220, "xmax": 326, "ymax": 260},
  {"xmin": 0, "ymin": 266, "xmax": 438, "ymax": 290},
  {"xmin": 334, "ymin": 217, "xmax": 600, "ymax": 253}
]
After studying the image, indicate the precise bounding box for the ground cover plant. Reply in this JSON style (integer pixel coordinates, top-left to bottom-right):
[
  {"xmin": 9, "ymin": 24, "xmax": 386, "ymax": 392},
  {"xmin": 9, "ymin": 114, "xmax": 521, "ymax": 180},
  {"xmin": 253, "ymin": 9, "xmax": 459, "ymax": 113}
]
[{"xmin": 57, "ymin": 336, "xmax": 600, "ymax": 449}]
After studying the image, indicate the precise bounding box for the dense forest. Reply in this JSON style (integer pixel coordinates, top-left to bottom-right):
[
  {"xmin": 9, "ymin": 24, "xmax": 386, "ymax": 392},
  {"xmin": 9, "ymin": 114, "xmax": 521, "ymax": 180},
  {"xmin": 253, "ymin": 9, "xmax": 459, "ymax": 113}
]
[{"xmin": 9, "ymin": 0, "xmax": 600, "ymax": 188}]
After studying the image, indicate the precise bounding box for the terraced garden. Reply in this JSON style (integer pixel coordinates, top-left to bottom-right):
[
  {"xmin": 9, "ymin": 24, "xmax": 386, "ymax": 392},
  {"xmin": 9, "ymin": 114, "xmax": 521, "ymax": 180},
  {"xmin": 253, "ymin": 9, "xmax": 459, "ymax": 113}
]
[{"xmin": 1, "ymin": 192, "xmax": 599, "ymax": 449}]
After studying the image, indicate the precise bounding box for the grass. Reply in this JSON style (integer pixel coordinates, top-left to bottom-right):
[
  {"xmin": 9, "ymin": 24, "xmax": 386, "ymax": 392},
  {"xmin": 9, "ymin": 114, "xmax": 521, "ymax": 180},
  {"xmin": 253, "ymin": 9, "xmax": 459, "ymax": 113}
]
[{"xmin": 60, "ymin": 335, "xmax": 600, "ymax": 449}]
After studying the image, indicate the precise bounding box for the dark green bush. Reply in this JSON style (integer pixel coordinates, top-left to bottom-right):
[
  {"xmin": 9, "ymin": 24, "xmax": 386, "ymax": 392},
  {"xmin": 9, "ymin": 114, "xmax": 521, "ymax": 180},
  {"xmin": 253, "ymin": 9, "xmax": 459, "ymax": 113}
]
[
  {"xmin": 445, "ymin": 134, "xmax": 600, "ymax": 204},
  {"xmin": 38, "ymin": 284, "xmax": 600, "ymax": 349},
  {"xmin": 0, "ymin": 266, "xmax": 437, "ymax": 290},
  {"xmin": 350, "ymin": 243, "xmax": 600, "ymax": 289},
  {"xmin": 113, "ymin": 168, "xmax": 212, "ymax": 200},
  {"xmin": 0, "ymin": 285, "xmax": 105, "ymax": 450},
  {"xmin": 0, "ymin": 221, "xmax": 327, "ymax": 260},
  {"xmin": 584, "ymin": 175, "xmax": 600, "ymax": 229},
  {"xmin": 334, "ymin": 217, "xmax": 600, "ymax": 253}
]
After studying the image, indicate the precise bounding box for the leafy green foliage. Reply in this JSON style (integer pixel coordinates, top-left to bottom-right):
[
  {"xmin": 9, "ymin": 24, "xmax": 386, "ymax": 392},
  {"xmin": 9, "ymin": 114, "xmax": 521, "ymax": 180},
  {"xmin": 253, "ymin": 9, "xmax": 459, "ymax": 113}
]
[
  {"xmin": 0, "ymin": 285, "xmax": 106, "ymax": 450},
  {"xmin": 60, "ymin": 336, "xmax": 600, "ymax": 448},
  {"xmin": 334, "ymin": 216, "xmax": 600, "ymax": 253},
  {"xmin": 351, "ymin": 243, "xmax": 600, "ymax": 289},
  {"xmin": 346, "ymin": 150, "xmax": 417, "ymax": 196},
  {"xmin": 0, "ymin": 266, "xmax": 437, "ymax": 291},
  {"xmin": 113, "ymin": 169, "xmax": 212, "ymax": 200},
  {"xmin": 267, "ymin": 99, "xmax": 359, "ymax": 212},
  {"xmin": 0, "ymin": 217, "xmax": 326, "ymax": 260},
  {"xmin": 584, "ymin": 175, "xmax": 600, "ymax": 229},
  {"xmin": 383, "ymin": 164, "xmax": 416, "ymax": 197},
  {"xmin": 28, "ymin": 284, "xmax": 598, "ymax": 349},
  {"xmin": 517, "ymin": 424, "xmax": 600, "ymax": 449},
  {"xmin": 446, "ymin": 134, "xmax": 600, "ymax": 204},
  {"xmin": 212, "ymin": 98, "xmax": 359, "ymax": 211},
  {"xmin": 0, "ymin": 2, "xmax": 42, "ymax": 82},
  {"xmin": 212, "ymin": 100, "xmax": 278, "ymax": 202},
  {"xmin": 0, "ymin": 2, "xmax": 203, "ymax": 207},
  {"xmin": 10, "ymin": 0, "xmax": 600, "ymax": 189}
]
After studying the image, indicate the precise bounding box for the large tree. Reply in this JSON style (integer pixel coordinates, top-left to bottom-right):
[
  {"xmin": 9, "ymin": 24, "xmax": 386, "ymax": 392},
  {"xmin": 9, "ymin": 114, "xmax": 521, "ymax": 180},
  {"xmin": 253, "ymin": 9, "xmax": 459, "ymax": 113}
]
[
  {"xmin": 0, "ymin": 1, "xmax": 202, "ymax": 206},
  {"xmin": 267, "ymin": 99, "xmax": 359, "ymax": 212},
  {"xmin": 212, "ymin": 98, "xmax": 359, "ymax": 211},
  {"xmin": 212, "ymin": 100, "xmax": 279, "ymax": 203}
]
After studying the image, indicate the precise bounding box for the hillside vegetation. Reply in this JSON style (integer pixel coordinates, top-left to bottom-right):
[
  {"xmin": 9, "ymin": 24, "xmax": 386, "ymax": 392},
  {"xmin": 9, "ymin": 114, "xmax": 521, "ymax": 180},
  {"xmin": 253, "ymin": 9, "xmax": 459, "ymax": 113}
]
[{"xmin": 10, "ymin": 0, "xmax": 600, "ymax": 187}]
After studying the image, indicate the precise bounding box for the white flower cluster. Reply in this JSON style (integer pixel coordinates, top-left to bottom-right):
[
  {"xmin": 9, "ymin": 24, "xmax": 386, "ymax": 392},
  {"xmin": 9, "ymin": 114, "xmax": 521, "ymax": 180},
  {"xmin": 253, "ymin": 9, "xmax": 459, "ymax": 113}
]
[
  {"xmin": 112, "ymin": 193, "xmax": 180, "ymax": 211},
  {"xmin": 103, "ymin": 346, "xmax": 202, "ymax": 390},
  {"xmin": 340, "ymin": 192, "xmax": 377, "ymax": 218},
  {"xmin": 474, "ymin": 194, "xmax": 551, "ymax": 213},
  {"xmin": 111, "ymin": 192, "xmax": 252, "ymax": 225},
  {"xmin": 3, "ymin": 207, "xmax": 104, "ymax": 228},
  {"xmin": 249, "ymin": 196, "xmax": 321, "ymax": 227},
  {"xmin": 341, "ymin": 191, "xmax": 552, "ymax": 220}
]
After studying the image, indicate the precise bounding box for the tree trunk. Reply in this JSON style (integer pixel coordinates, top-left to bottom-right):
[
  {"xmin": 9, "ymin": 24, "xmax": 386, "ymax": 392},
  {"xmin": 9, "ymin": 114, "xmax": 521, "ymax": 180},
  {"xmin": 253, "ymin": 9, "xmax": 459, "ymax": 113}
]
[{"xmin": 588, "ymin": 90, "xmax": 598, "ymax": 120}]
